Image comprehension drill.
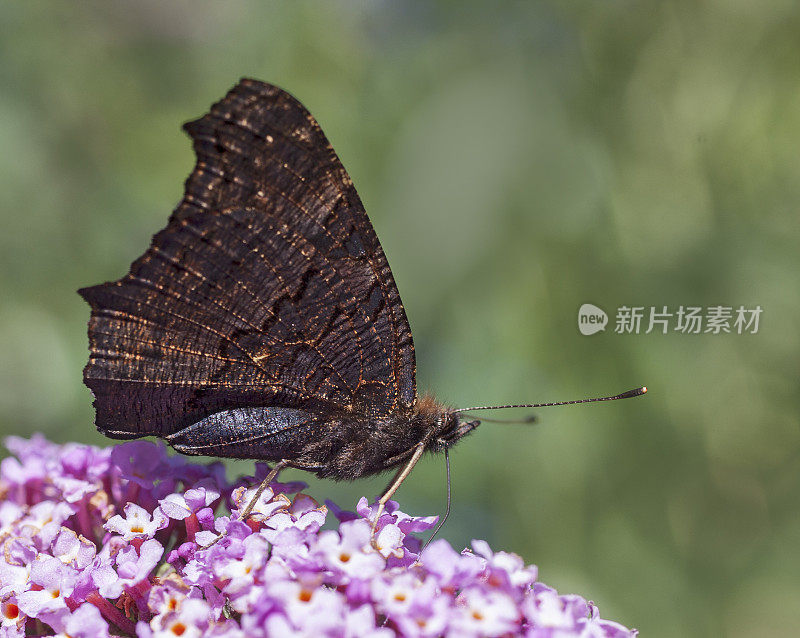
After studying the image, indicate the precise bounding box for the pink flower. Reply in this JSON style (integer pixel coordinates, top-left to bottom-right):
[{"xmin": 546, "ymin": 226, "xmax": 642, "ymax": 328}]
[
  {"xmin": 0, "ymin": 435, "xmax": 638, "ymax": 637},
  {"xmin": 1, "ymin": 595, "xmax": 25, "ymax": 634},
  {"xmin": 230, "ymin": 484, "xmax": 289, "ymax": 524},
  {"xmin": 114, "ymin": 539, "xmax": 163, "ymax": 588},
  {"xmin": 19, "ymin": 502, "xmax": 75, "ymax": 547},
  {"xmin": 371, "ymin": 571, "xmax": 437, "ymax": 618},
  {"xmin": 392, "ymin": 594, "xmax": 451, "ymax": 638},
  {"xmin": 140, "ymin": 597, "xmax": 213, "ymax": 638},
  {"xmin": 451, "ymin": 586, "xmax": 521, "ymax": 636},
  {"xmin": 263, "ymin": 493, "xmax": 327, "ymax": 533},
  {"xmin": 158, "ymin": 480, "xmax": 220, "ymax": 520},
  {"xmin": 50, "ymin": 528, "xmax": 95, "ymax": 570},
  {"xmin": 16, "ymin": 555, "xmax": 76, "ymax": 617},
  {"xmin": 472, "ymin": 539, "xmax": 538, "ymax": 591},
  {"xmin": 0, "ymin": 539, "xmax": 36, "ymax": 598},
  {"xmin": 219, "ymin": 534, "xmax": 270, "ymax": 596},
  {"xmin": 420, "ymin": 538, "xmax": 483, "ymax": 587},
  {"xmin": 110, "ymin": 441, "xmax": 170, "ymax": 490},
  {"xmin": 315, "ymin": 520, "xmax": 385, "ymax": 581},
  {"xmin": 50, "ymin": 602, "xmax": 111, "ymax": 638},
  {"xmin": 146, "ymin": 574, "xmax": 192, "ymax": 616},
  {"xmin": 104, "ymin": 503, "xmax": 168, "ymax": 540},
  {"xmin": 266, "ymin": 577, "xmax": 346, "ymax": 634},
  {"xmin": 344, "ymin": 604, "xmax": 394, "ymax": 638}
]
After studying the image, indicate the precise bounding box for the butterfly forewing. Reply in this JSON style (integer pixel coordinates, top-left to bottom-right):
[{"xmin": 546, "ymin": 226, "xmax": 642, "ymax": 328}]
[{"xmin": 80, "ymin": 79, "xmax": 416, "ymax": 443}]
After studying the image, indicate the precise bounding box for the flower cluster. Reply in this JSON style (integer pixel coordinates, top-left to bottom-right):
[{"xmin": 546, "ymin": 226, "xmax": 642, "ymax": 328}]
[{"xmin": 0, "ymin": 435, "xmax": 637, "ymax": 637}]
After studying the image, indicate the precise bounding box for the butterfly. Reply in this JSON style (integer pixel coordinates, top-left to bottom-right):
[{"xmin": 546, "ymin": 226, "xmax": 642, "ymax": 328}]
[{"xmin": 80, "ymin": 79, "xmax": 645, "ymax": 534}]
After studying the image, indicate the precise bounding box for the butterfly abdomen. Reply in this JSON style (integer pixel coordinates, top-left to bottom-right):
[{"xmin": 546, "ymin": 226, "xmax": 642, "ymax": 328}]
[{"xmin": 159, "ymin": 401, "xmax": 447, "ymax": 481}]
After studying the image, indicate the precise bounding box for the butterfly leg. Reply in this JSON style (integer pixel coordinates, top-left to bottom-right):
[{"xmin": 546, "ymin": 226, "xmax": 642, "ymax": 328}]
[
  {"xmin": 200, "ymin": 460, "xmax": 289, "ymax": 549},
  {"xmin": 237, "ymin": 460, "xmax": 289, "ymax": 521},
  {"xmin": 370, "ymin": 441, "xmax": 426, "ymax": 548}
]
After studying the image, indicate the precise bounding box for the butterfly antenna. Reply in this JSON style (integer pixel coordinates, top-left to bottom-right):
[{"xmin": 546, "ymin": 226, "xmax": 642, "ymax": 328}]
[
  {"xmin": 477, "ymin": 414, "xmax": 537, "ymax": 424},
  {"xmin": 454, "ymin": 386, "xmax": 647, "ymax": 414}
]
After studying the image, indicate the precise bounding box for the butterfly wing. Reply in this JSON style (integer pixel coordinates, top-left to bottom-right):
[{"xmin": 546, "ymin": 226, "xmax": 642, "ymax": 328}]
[{"xmin": 80, "ymin": 79, "xmax": 416, "ymax": 443}]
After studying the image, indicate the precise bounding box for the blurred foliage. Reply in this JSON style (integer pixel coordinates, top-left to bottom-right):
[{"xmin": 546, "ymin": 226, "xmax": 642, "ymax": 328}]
[{"xmin": 1, "ymin": 2, "xmax": 799, "ymax": 636}]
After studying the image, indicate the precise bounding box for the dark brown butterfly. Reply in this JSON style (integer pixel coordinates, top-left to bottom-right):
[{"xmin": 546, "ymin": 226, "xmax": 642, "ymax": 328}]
[{"xmin": 79, "ymin": 79, "xmax": 645, "ymax": 532}]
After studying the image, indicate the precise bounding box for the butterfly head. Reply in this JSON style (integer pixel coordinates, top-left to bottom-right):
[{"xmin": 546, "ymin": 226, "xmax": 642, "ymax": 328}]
[
  {"xmin": 415, "ymin": 395, "xmax": 480, "ymax": 452},
  {"xmin": 417, "ymin": 396, "xmax": 481, "ymax": 452},
  {"xmin": 431, "ymin": 412, "xmax": 481, "ymax": 452}
]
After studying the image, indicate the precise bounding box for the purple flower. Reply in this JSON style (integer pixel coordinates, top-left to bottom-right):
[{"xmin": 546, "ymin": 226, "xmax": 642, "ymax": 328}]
[
  {"xmin": 84, "ymin": 555, "xmax": 122, "ymax": 600},
  {"xmin": 105, "ymin": 503, "xmax": 168, "ymax": 540},
  {"xmin": 0, "ymin": 435, "xmax": 638, "ymax": 637},
  {"xmin": 52, "ymin": 444, "xmax": 111, "ymax": 503},
  {"xmin": 356, "ymin": 496, "xmax": 438, "ymax": 565},
  {"xmin": 266, "ymin": 577, "xmax": 347, "ymax": 633},
  {"xmin": 371, "ymin": 571, "xmax": 434, "ymax": 618},
  {"xmin": 230, "ymin": 484, "xmax": 289, "ymax": 524},
  {"xmin": 450, "ymin": 586, "xmax": 521, "ymax": 636},
  {"xmin": 138, "ymin": 597, "xmax": 215, "ymax": 638},
  {"xmin": 51, "ymin": 528, "xmax": 96, "ymax": 569},
  {"xmin": 345, "ymin": 603, "xmax": 395, "ymax": 638},
  {"xmin": 1, "ymin": 595, "xmax": 25, "ymax": 636},
  {"xmin": 112, "ymin": 539, "xmax": 163, "ymax": 592},
  {"xmin": 420, "ymin": 538, "xmax": 483, "ymax": 588},
  {"xmin": 20, "ymin": 501, "xmax": 75, "ymax": 547},
  {"xmin": 218, "ymin": 533, "xmax": 270, "ymax": 596},
  {"xmin": 391, "ymin": 593, "xmax": 451, "ymax": 638},
  {"xmin": 146, "ymin": 574, "xmax": 189, "ymax": 615},
  {"xmin": 159, "ymin": 479, "xmax": 220, "ymax": 521},
  {"xmin": 263, "ymin": 492, "xmax": 327, "ymax": 533},
  {"xmin": 472, "ymin": 538, "xmax": 539, "ymax": 591},
  {"xmin": 52, "ymin": 602, "xmax": 111, "ymax": 638},
  {"xmin": 15, "ymin": 555, "xmax": 76, "ymax": 617},
  {"xmin": 110, "ymin": 441, "xmax": 170, "ymax": 491},
  {"xmin": 0, "ymin": 539, "xmax": 36, "ymax": 598},
  {"xmin": 315, "ymin": 520, "xmax": 386, "ymax": 581}
]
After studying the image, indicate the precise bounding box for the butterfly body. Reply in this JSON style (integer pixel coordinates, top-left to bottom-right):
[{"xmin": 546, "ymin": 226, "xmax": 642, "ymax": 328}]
[
  {"xmin": 161, "ymin": 397, "xmax": 476, "ymax": 480},
  {"xmin": 80, "ymin": 79, "xmax": 480, "ymax": 483}
]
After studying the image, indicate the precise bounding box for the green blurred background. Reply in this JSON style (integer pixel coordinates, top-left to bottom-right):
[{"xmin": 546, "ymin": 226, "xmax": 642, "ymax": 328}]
[{"xmin": 2, "ymin": 2, "xmax": 798, "ymax": 636}]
